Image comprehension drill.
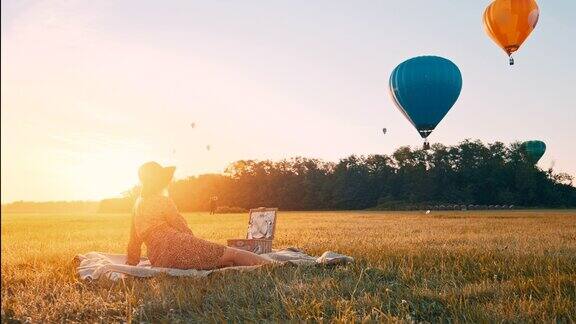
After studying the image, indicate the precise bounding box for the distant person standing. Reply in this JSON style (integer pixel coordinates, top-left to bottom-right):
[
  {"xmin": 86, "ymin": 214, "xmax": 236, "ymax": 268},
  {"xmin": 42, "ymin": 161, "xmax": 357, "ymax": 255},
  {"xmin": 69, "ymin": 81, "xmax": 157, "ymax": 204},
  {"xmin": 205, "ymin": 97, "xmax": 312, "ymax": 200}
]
[{"xmin": 209, "ymin": 196, "xmax": 218, "ymax": 215}]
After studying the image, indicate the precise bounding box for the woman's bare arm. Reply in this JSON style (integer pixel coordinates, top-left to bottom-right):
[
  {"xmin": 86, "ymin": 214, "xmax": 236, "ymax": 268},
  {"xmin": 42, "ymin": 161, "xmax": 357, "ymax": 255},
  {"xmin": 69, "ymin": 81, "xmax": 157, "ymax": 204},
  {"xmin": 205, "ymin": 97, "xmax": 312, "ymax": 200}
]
[{"xmin": 126, "ymin": 216, "xmax": 143, "ymax": 265}]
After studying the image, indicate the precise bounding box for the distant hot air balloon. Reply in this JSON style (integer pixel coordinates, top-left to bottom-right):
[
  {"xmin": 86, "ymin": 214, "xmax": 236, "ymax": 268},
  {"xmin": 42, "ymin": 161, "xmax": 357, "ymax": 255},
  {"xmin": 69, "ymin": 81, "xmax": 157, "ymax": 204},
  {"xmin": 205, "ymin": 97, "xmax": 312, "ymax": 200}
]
[
  {"xmin": 522, "ymin": 140, "xmax": 546, "ymax": 163},
  {"xmin": 190, "ymin": 122, "xmax": 196, "ymax": 128},
  {"xmin": 389, "ymin": 56, "xmax": 462, "ymax": 149},
  {"xmin": 206, "ymin": 145, "xmax": 211, "ymax": 151},
  {"xmin": 483, "ymin": 0, "xmax": 540, "ymax": 65},
  {"xmin": 382, "ymin": 128, "xmax": 387, "ymax": 135}
]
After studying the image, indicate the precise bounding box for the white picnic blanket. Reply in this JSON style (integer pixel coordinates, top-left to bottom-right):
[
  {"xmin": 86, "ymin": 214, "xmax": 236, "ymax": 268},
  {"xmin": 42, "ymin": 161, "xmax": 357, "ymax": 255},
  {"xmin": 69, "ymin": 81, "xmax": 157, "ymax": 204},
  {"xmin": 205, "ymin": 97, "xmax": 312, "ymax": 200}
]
[{"xmin": 75, "ymin": 248, "xmax": 354, "ymax": 281}]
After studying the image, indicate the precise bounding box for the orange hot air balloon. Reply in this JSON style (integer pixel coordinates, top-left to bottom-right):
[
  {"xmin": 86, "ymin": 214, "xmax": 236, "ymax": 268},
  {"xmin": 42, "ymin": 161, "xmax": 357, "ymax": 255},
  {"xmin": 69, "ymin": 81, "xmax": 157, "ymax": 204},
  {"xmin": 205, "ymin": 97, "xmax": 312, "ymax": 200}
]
[{"xmin": 483, "ymin": 0, "xmax": 539, "ymax": 65}]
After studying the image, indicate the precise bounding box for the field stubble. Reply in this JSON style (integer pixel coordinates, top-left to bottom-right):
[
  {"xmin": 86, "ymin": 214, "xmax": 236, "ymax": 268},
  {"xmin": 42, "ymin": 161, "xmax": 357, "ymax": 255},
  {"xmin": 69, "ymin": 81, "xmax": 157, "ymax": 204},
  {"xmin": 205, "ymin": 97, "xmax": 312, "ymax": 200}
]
[{"xmin": 1, "ymin": 210, "xmax": 576, "ymax": 322}]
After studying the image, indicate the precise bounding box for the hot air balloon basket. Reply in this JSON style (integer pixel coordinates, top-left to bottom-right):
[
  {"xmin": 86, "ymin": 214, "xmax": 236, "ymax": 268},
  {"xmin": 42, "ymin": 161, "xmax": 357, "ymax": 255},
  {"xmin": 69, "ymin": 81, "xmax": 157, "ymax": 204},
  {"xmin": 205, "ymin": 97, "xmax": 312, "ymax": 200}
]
[{"xmin": 227, "ymin": 207, "xmax": 278, "ymax": 255}]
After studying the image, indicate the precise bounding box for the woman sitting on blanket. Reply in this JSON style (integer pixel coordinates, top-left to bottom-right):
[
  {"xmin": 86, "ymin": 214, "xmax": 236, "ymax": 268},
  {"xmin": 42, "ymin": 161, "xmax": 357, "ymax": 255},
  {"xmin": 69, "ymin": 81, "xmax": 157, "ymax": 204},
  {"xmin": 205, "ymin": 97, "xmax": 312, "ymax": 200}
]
[{"xmin": 126, "ymin": 161, "xmax": 272, "ymax": 269}]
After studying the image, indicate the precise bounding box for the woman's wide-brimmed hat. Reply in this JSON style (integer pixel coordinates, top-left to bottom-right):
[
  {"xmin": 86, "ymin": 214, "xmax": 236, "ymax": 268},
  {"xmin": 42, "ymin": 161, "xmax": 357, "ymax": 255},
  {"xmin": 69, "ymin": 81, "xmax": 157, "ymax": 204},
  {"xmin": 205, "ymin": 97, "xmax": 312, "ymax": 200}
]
[{"xmin": 138, "ymin": 161, "xmax": 176, "ymax": 189}]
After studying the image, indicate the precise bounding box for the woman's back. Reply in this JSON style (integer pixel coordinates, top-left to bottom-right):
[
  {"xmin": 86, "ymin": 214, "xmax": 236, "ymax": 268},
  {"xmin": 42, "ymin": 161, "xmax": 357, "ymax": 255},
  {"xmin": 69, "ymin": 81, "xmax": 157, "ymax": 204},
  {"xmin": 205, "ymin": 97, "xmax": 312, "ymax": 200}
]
[{"xmin": 133, "ymin": 195, "xmax": 176, "ymax": 238}]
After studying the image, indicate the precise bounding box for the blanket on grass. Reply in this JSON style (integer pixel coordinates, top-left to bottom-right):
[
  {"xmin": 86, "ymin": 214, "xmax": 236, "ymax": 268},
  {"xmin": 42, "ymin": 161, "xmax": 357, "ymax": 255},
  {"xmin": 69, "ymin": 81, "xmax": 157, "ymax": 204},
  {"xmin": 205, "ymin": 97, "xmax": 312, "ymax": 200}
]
[{"xmin": 75, "ymin": 248, "xmax": 354, "ymax": 281}]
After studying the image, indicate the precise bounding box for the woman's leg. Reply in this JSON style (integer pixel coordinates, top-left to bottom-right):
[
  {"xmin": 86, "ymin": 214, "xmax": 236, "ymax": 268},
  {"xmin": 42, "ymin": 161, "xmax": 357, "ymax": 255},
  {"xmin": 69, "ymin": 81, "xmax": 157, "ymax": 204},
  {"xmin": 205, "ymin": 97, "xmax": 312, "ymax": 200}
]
[{"xmin": 217, "ymin": 247, "xmax": 273, "ymax": 267}]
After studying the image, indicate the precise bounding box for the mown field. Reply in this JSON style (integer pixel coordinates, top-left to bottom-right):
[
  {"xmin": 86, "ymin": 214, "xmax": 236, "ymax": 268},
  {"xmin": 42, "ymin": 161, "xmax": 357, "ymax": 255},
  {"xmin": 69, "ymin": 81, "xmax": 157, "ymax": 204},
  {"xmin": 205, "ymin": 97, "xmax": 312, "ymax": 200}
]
[{"xmin": 2, "ymin": 210, "xmax": 576, "ymax": 322}]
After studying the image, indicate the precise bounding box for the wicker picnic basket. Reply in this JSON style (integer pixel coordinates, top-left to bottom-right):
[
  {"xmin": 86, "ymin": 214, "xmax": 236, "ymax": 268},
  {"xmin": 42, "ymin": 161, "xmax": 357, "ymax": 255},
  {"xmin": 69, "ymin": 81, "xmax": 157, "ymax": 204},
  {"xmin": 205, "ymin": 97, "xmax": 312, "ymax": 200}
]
[{"xmin": 227, "ymin": 207, "xmax": 277, "ymax": 254}]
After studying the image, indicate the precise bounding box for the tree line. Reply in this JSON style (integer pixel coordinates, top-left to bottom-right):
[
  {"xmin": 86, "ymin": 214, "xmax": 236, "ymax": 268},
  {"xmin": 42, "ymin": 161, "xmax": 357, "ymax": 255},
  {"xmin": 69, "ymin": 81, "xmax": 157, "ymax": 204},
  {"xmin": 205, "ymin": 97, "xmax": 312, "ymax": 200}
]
[
  {"xmin": 3, "ymin": 140, "xmax": 575, "ymax": 213},
  {"xmin": 129, "ymin": 140, "xmax": 576, "ymax": 211}
]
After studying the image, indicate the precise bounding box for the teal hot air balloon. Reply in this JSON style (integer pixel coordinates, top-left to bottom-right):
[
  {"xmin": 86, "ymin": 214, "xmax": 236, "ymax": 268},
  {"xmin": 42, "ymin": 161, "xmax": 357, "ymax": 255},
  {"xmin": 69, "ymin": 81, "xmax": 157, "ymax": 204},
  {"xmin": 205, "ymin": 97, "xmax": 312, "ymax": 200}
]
[
  {"xmin": 389, "ymin": 56, "xmax": 462, "ymax": 148},
  {"xmin": 522, "ymin": 140, "xmax": 546, "ymax": 163}
]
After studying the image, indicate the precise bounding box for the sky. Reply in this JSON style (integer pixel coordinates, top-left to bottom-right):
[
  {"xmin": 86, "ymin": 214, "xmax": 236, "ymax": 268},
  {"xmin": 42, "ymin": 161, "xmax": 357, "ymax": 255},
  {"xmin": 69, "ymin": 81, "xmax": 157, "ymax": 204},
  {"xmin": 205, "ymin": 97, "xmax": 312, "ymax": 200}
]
[{"xmin": 2, "ymin": 0, "xmax": 575, "ymax": 203}]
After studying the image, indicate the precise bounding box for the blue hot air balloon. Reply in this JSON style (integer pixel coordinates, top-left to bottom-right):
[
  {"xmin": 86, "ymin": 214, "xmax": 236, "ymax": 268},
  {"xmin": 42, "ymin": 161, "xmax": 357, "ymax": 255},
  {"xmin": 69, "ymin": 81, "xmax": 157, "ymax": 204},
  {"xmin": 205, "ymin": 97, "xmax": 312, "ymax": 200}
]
[
  {"xmin": 389, "ymin": 56, "xmax": 462, "ymax": 147},
  {"xmin": 522, "ymin": 140, "xmax": 546, "ymax": 164}
]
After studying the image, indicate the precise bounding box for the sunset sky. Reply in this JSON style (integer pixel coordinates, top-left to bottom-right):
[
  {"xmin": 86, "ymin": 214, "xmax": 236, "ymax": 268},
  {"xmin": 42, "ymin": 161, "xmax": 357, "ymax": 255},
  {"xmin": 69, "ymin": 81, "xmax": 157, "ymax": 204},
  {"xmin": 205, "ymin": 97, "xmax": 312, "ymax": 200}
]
[{"xmin": 2, "ymin": 0, "xmax": 575, "ymax": 202}]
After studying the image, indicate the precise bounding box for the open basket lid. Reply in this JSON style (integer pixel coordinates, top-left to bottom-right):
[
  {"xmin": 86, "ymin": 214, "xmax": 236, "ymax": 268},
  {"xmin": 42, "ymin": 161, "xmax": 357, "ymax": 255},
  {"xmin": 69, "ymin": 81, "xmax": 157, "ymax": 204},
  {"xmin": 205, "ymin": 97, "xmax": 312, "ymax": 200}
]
[{"xmin": 246, "ymin": 207, "xmax": 278, "ymax": 240}]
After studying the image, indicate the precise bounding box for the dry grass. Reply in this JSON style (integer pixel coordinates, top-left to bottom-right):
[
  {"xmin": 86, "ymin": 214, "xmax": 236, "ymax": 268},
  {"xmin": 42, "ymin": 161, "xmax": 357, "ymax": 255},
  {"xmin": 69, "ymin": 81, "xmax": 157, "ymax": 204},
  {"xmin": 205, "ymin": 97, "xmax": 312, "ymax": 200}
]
[{"xmin": 2, "ymin": 210, "xmax": 576, "ymax": 322}]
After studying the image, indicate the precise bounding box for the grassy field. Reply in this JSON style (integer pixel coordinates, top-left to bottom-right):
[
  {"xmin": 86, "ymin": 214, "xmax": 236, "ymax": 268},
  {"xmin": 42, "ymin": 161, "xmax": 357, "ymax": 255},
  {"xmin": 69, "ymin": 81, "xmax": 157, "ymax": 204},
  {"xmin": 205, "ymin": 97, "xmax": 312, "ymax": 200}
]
[{"xmin": 2, "ymin": 210, "xmax": 576, "ymax": 322}]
